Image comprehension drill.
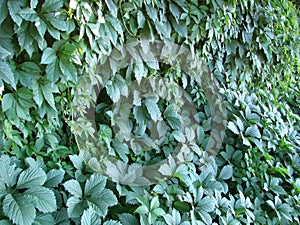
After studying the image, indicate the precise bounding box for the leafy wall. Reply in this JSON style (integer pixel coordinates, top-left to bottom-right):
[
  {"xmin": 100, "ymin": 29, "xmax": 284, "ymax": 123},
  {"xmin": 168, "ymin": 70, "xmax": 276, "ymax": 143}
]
[{"xmin": 0, "ymin": 0, "xmax": 299, "ymax": 224}]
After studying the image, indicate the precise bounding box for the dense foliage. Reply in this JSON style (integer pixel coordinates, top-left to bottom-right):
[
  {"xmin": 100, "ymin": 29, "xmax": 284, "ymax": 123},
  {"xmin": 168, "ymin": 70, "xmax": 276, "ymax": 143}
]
[{"xmin": 0, "ymin": 0, "xmax": 299, "ymax": 224}]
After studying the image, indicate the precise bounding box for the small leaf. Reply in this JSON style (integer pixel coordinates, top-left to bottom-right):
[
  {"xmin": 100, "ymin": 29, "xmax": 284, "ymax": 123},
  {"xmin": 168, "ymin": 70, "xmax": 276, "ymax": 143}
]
[
  {"xmin": 150, "ymin": 196, "xmax": 160, "ymax": 210},
  {"xmin": 219, "ymin": 165, "xmax": 233, "ymax": 180},
  {"xmin": 245, "ymin": 125, "xmax": 261, "ymax": 138},
  {"xmin": 227, "ymin": 121, "xmax": 239, "ymax": 134},
  {"xmin": 135, "ymin": 206, "xmax": 149, "ymax": 214}
]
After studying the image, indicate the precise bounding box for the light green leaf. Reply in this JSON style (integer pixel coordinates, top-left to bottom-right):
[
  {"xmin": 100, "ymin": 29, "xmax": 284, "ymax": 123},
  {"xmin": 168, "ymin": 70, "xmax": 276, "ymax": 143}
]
[
  {"xmin": 197, "ymin": 197, "xmax": 215, "ymax": 213},
  {"xmin": 46, "ymin": 59, "xmax": 61, "ymax": 83},
  {"xmin": 64, "ymin": 180, "xmax": 82, "ymax": 197},
  {"xmin": 0, "ymin": 62, "xmax": 15, "ymax": 89},
  {"xmin": 3, "ymin": 194, "xmax": 36, "ymax": 225},
  {"xmin": 84, "ymin": 174, "xmax": 106, "ymax": 196},
  {"xmin": 41, "ymin": 82, "xmax": 59, "ymax": 110},
  {"xmin": 41, "ymin": 0, "xmax": 63, "ymax": 12},
  {"xmin": 41, "ymin": 48, "xmax": 57, "ymax": 64},
  {"xmin": 25, "ymin": 186, "xmax": 57, "ymax": 213},
  {"xmin": 0, "ymin": 155, "xmax": 21, "ymax": 187},
  {"xmin": 106, "ymin": 80, "xmax": 120, "ymax": 103},
  {"xmin": 17, "ymin": 167, "xmax": 46, "ymax": 189},
  {"xmin": 118, "ymin": 213, "xmax": 139, "ymax": 225},
  {"xmin": 66, "ymin": 196, "xmax": 84, "ymax": 218},
  {"xmin": 137, "ymin": 11, "xmax": 145, "ymax": 29},
  {"xmin": 44, "ymin": 169, "xmax": 65, "ymax": 188},
  {"xmin": 34, "ymin": 213, "xmax": 55, "ymax": 225},
  {"xmin": 0, "ymin": 1, "xmax": 8, "ymax": 25},
  {"xmin": 227, "ymin": 121, "xmax": 239, "ymax": 134},
  {"xmin": 19, "ymin": 8, "xmax": 38, "ymax": 22},
  {"xmin": 0, "ymin": 46, "xmax": 11, "ymax": 59},
  {"xmin": 164, "ymin": 105, "xmax": 181, "ymax": 130},
  {"xmin": 7, "ymin": 0, "xmax": 23, "ymax": 26},
  {"xmin": 81, "ymin": 209, "xmax": 101, "ymax": 225},
  {"xmin": 87, "ymin": 189, "xmax": 118, "ymax": 217},
  {"xmin": 135, "ymin": 206, "xmax": 149, "ymax": 214},
  {"xmin": 44, "ymin": 15, "xmax": 66, "ymax": 31},
  {"xmin": 150, "ymin": 196, "xmax": 160, "ymax": 210},
  {"xmin": 59, "ymin": 59, "xmax": 77, "ymax": 82},
  {"xmin": 145, "ymin": 97, "xmax": 161, "ymax": 122},
  {"xmin": 103, "ymin": 220, "xmax": 122, "ymax": 225},
  {"xmin": 245, "ymin": 125, "xmax": 261, "ymax": 138},
  {"xmin": 2, "ymin": 94, "xmax": 14, "ymax": 113},
  {"xmin": 105, "ymin": 0, "xmax": 118, "ymax": 18},
  {"xmin": 219, "ymin": 165, "xmax": 233, "ymax": 180}
]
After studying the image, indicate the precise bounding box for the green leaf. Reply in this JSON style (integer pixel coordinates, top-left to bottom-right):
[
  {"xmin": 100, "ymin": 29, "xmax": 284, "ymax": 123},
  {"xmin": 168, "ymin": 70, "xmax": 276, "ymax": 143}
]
[
  {"xmin": 245, "ymin": 125, "xmax": 261, "ymax": 138},
  {"xmin": 59, "ymin": 59, "xmax": 77, "ymax": 82},
  {"xmin": 150, "ymin": 196, "xmax": 160, "ymax": 210},
  {"xmin": 118, "ymin": 213, "xmax": 139, "ymax": 225},
  {"xmin": 41, "ymin": 48, "xmax": 57, "ymax": 64},
  {"xmin": 34, "ymin": 213, "xmax": 56, "ymax": 225},
  {"xmin": 64, "ymin": 180, "xmax": 82, "ymax": 197},
  {"xmin": 164, "ymin": 105, "xmax": 181, "ymax": 130},
  {"xmin": 0, "ymin": 155, "xmax": 21, "ymax": 187},
  {"xmin": 219, "ymin": 165, "xmax": 233, "ymax": 180},
  {"xmin": 197, "ymin": 196, "xmax": 215, "ymax": 213},
  {"xmin": 66, "ymin": 196, "xmax": 84, "ymax": 218},
  {"xmin": 135, "ymin": 206, "xmax": 149, "ymax": 214},
  {"xmin": 44, "ymin": 15, "xmax": 66, "ymax": 31},
  {"xmin": 44, "ymin": 169, "xmax": 65, "ymax": 188},
  {"xmin": 227, "ymin": 121, "xmax": 239, "ymax": 134},
  {"xmin": 87, "ymin": 189, "xmax": 118, "ymax": 217},
  {"xmin": 3, "ymin": 194, "xmax": 36, "ymax": 225},
  {"xmin": 7, "ymin": 0, "xmax": 23, "ymax": 26},
  {"xmin": 17, "ymin": 167, "xmax": 46, "ymax": 189},
  {"xmin": 0, "ymin": 46, "xmax": 11, "ymax": 59},
  {"xmin": 19, "ymin": 8, "xmax": 38, "ymax": 22},
  {"xmin": 0, "ymin": 220, "xmax": 12, "ymax": 225},
  {"xmin": 105, "ymin": 0, "xmax": 118, "ymax": 18},
  {"xmin": 0, "ymin": 62, "xmax": 15, "ymax": 89},
  {"xmin": 25, "ymin": 186, "xmax": 57, "ymax": 213},
  {"xmin": 2, "ymin": 94, "xmax": 14, "ymax": 113},
  {"xmin": 103, "ymin": 220, "xmax": 122, "ymax": 225},
  {"xmin": 145, "ymin": 97, "xmax": 161, "ymax": 122},
  {"xmin": 137, "ymin": 11, "xmax": 146, "ymax": 29},
  {"xmin": 41, "ymin": 83, "xmax": 58, "ymax": 110},
  {"xmin": 81, "ymin": 209, "xmax": 100, "ymax": 225},
  {"xmin": 41, "ymin": 0, "xmax": 63, "ymax": 12},
  {"xmin": 0, "ymin": 1, "xmax": 8, "ymax": 25},
  {"xmin": 156, "ymin": 21, "xmax": 171, "ymax": 39},
  {"xmin": 15, "ymin": 62, "xmax": 40, "ymax": 89},
  {"xmin": 84, "ymin": 174, "xmax": 106, "ymax": 196},
  {"xmin": 106, "ymin": 80, "xmax": 120, "ymax": 103},
  {"xmin": 46, "ymin": 59, "xmax": 61, "ymax": 83},
  {"xmin": 174, "ymin": 201, "xmax": 191, "ymax": 212}
]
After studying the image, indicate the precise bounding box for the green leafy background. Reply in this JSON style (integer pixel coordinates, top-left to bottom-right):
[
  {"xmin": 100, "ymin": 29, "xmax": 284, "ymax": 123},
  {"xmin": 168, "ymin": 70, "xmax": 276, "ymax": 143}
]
[{"xmin": 0, "ymin": 0, "xmax": 299, "ymax": 224}]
